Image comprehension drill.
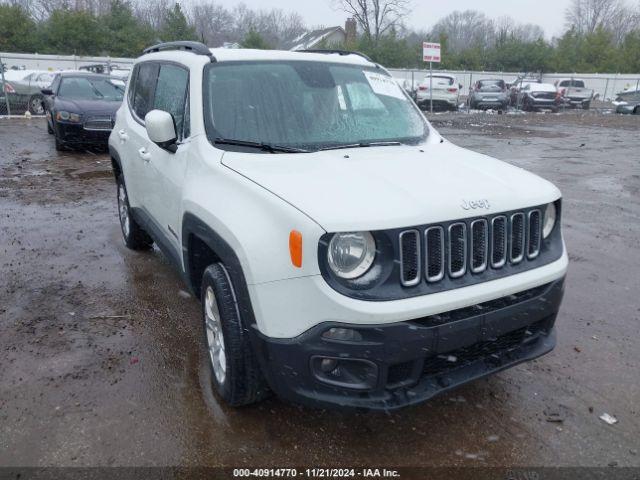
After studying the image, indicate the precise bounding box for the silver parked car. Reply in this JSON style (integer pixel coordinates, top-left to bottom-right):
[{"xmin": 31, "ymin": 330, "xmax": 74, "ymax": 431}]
[{"xmin": 469, "ymin": 79, "xmax": 509, "ymax": 110}]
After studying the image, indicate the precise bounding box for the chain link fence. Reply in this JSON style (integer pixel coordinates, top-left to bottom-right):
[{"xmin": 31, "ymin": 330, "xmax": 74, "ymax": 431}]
[
  {"xmin": 387, "ymin": 68, "xmax": 640, "ymax": 105},
  {"xmin": 2, "ymin": 51, "xmax": 640, "ymax": 115}
]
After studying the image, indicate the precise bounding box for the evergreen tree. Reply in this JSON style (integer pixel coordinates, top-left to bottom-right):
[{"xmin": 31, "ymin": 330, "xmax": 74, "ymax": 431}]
[
  {"xmin": 0, "ymin": 5, "xmax": 40, "ymax": 53},
  {"xmin": 161, "ymin": 3, "xmax": 198, "ymax": 42},
  {"xmin": 40, "ymin": 9, "xmax": 104, "ymax": 55},
  {"xmin": 241, "ymin": 29, "xmax": 272, "ymax": 49},
  {"xmin": 102, "ymin": 0, "xmax": 155, "ymax": 57}
]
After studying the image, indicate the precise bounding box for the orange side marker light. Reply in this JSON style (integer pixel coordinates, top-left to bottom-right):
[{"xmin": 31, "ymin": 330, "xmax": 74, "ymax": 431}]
[{"xmin": 289, "ymin": 230, "xmax": 303, "ymax": 268}]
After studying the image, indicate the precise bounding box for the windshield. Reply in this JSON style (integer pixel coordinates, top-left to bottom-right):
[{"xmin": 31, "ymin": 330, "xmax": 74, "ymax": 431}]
[
  {"xmin": 478, "ymin": 80, "xmax": 505, "ymax": 91},
  {"xmin": 559, "ymin": 80, "xmax": 585, "ymax": 88},
  {"xmin": 203, "ymin": 61, "xmax": 427, "ymax": 152},
  {"xmin": 424, "ymin": 76, "xmax": 454, "ymax": 86},
  {"xmin": 58, "ymin": 77, "xmax": 124, "ymax": 101}
]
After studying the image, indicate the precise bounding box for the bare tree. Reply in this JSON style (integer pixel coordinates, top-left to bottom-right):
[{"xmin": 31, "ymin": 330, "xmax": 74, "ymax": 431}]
[
  {"xmin": 430, "ymin": 10, "xmax": 495, "ymax": 53},
  {"xmin": 565, "ymin": 0, "xmax": 625, "ymax": 33},
  {"xmin": 495, "ymin": 16, "xmax": 545, "ymax": 43},
  {"xmin": 332, "ymin": 0, "xmax": 411, "ymax": 45}
]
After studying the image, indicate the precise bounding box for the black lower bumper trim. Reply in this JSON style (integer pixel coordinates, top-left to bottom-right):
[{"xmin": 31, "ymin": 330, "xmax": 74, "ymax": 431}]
[{"xmin": 251, "ymin": 277, "xmax": 565, "ymax": 410}]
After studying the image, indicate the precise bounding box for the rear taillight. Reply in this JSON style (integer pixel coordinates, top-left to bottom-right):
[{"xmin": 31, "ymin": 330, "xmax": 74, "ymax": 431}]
[
  {"xmin": 418, "ymin": 85, "xmax": 428, "ymax": 91},
  {"xmin": 447, "ymin": 87, "xmax": 457, "ymax": 93},
  {"xmin": 3, "ymin": 83, "xmax": 15, "ymax": 94}
]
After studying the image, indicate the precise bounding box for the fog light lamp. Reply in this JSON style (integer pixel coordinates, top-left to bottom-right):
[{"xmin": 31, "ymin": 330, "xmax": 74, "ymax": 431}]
[{"xmin": 311, "ymin": 356, "xmax": 378, "ymax": 390}]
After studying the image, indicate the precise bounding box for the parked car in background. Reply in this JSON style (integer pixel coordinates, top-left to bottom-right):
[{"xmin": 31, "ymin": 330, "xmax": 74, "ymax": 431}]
[
  {"xmin": 614, "ymin": 87, "xmax": 640, "ymax": 114},
  {"xmin": 416, "ymin": 74, "xmax": 461, "ymax": 111},
  {"xmin": 79, "ymin": 64, "xmax": 131, "ymax": 81},
  {"xmin": 554, "ymin": 78, "xmax": 593, "ymax": 110},
  {"xmin": 518, "ymin": 83, "xmax": 560, "ymax": 112},
  {"xmin": 508, "ymin": 76, "xmax": 541, "ymax": 106},
  {"xmin": 468, "ymin": 79, "xmax": 509, "ymax": 110},
  {"xmin": 42, "ymin": 72, "xmax": 124, "ymax": 150},
  {"xmin": 1, "ymin": 70, "xmax": 55, "ymax": 114}
]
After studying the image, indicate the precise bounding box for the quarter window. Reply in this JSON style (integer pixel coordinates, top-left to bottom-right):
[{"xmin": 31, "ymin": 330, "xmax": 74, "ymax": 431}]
[{"xmin": 153, "ymin": 64, "xmax": 189, "ymax": 138}]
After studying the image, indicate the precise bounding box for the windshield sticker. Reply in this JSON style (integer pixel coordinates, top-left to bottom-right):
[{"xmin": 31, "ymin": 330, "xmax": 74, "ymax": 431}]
[{"xmin": 363, "ymin": 71, "xmax": 406, "ymax": 100}]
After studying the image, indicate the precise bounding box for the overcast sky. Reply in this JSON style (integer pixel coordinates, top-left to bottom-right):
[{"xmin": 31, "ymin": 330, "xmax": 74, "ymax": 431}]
[{"xmin": 214, "ymin": 0, "xmax": 570, "ymax": 38}]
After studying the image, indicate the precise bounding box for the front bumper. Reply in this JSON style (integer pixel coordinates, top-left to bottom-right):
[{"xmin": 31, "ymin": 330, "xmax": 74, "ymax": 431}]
[
  {"xmin": 252, "ymin": 277, "xmax": 564, "ymax": 410},
  {"xmin": 55, "ymin": 122, "xmax": 111, "ymax": 145}
]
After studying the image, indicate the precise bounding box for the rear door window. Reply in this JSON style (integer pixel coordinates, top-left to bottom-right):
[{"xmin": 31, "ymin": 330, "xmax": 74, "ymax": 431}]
[
  {"xmin": 132, "ymin": 62, "xmax": 159, "ymax": 120},
  {"xmin": 153, "ymin": 64, "xmax": 189, "ymax": 138}
]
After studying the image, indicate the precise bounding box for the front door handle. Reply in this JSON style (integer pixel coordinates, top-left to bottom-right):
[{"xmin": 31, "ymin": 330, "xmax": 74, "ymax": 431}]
[
  {"xmin": 138, "ymin": 147, "xmax": 151, "ymax": 162},
  {"xmin": 118, "ymin": 129, "xmax": 128, "ymax": 142}
]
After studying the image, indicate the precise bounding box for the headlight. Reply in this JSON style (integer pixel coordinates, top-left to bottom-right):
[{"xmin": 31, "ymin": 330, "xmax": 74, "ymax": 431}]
[
  {"xmin": 543, "ymin": 202, "xmax": 557, "ymax": 238},
  {"xmin": 327, "ymin": 232, "xmax": 376, "ymax": 279},
  {"xmin": 56, "ymin": 111, "xmax": 81, "ymax": 123}
]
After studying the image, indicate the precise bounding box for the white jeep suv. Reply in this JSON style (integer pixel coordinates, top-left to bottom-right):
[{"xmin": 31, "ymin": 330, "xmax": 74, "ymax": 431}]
[{"xmin": 109, "ymin": 42, "xmax": 568, "ymax": 410}]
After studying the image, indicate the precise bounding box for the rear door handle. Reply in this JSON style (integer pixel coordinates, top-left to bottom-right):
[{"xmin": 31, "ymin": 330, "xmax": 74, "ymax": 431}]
[
  {"xmin": 118, "ymin": 129, "xmax": 128, "ymax": 142},
  {"xmin": 138, "ymin": 147, "xmax": 151, "ymax": 162}
]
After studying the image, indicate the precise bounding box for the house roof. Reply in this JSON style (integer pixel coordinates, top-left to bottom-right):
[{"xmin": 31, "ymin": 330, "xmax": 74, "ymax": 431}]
[{"xmin": 282, "ymin": 26, "xmax": 345, "ymax": 51}]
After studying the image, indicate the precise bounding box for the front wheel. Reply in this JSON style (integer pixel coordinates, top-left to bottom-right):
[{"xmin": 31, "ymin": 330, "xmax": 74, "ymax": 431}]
[
  {"xmin": 202, "ymin": 263, "xmax": 268, "ymax": 406},
  {"xmin": 116, "ymin": 175, "xmax": 153, "ymax": 250},
  {"xmin": 28, "ymin": 95, "xmax": 44, "ymax": 115},
  {"xmin": 582, "ymin": 102, "xmax": 591, "ymax": 110}
]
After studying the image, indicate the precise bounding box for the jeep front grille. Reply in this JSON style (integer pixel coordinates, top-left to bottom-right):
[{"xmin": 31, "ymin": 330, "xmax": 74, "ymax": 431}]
[
  {"xmin": 398, "ymin": 208, "xmax": 545, "ymax": 288},
  {"xmin": 448, "ymin": 223, "xmax": 467, "ymax": 278},
  {"xmin": 425, "ymin": 227, "xmax": 444, "ymax": 282},
  {"xmin": 491, "ymin": 216, "xmax": 507, "ymax": 268},
  {"xmin": 510, "ymin": 213, "xmax": 525, "ymax": 263},
  {"xmin": 399, "ymin": 230, "xmax": 420, "ymax": 286},
  {"xmin": 527, "ymin": 210, "xmax": 541, "ymax": 259}
]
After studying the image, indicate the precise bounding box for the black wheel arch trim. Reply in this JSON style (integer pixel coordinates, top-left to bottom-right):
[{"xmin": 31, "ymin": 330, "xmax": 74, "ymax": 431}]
[{"xmin": 181, "ymin": 212, "xmax": 258, "ymax": 329}]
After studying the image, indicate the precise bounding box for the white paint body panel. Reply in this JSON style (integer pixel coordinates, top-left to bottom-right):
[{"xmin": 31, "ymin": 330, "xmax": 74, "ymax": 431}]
[
  {"xmin": 252, "ymin": 249, "xmax": 568, "ymax": 338},
  {"xmin": 109, "ymin": 48, "xmax": 567, "ymax": 340}
]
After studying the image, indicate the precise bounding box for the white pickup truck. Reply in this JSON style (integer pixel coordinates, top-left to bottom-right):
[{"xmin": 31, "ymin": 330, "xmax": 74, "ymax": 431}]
[{"xmin": 554, "ymin": 78, "xmax": 594, "ymax": 110}]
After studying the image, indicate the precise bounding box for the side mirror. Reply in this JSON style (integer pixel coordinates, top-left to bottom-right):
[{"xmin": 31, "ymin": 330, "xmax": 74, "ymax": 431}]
[
  {"xmin": 41, "ymin": 88, "xmax": 53, "ymax": 95},
  {"xmin": 459, "ymin": 84, "xmax": 463, "ymax": 90},
  {"xmin": 145, "ymin": 110, "xmax": 177, "ymax": 152}
]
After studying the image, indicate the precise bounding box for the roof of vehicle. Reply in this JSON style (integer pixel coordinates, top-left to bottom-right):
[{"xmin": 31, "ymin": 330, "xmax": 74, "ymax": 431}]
[
  {"xmin": 139, "ymin": 47, "xmax": 376, "ymax": 68},
  {"xmin": 527, "ymin": 83, "xmax": 557, "ymax": 92},
  {"xmin": 2, "ymin": 69, "xmax": 52, "ymax": 81},
  {"xmin": 423, "ymin": 73, "xmax": 456, "ymax": 79},
  {"xmin": 55, "ymin": 71, "xmax": 114, "ymax": 79}
]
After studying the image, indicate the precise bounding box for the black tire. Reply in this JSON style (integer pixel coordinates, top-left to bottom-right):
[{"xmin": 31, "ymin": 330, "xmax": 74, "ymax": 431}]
[
  {"xmin": 582, "ymin": 102, "xmax": 590, "ymax": 110},
  {"xmin": 116, "ymin": 174, "xmax": 153, "ymax": 250},
  {"xmin": 202, "ymin": 263, "xmax": 269, "ymax": 406},
  {"xmin": 28, "ymin": 94, "xmax": 44, "ymax": 115},
  {"xmin": 47, "ymin": 121, "xmax": 53, "ymax": 134}
]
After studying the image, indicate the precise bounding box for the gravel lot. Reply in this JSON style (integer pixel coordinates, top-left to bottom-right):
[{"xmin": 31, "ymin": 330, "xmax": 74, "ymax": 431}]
[{"xmin": 1, "ymin": 113, "xmax": 639, "ymax": 468}]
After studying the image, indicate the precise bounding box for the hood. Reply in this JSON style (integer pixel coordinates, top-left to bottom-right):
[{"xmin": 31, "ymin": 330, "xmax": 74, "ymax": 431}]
[
  {"xmin": 55, "ymin": 97, "xmax": 121, "ymax": 116},
  {"xmin": 221, "ymin": 141, "xmax": 561, "ymax": 232}
]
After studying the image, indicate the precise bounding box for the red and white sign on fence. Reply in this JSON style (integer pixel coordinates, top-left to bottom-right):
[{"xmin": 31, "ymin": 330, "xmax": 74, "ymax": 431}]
[{"xmin": 423, "ymin": 42, "xmax": 441, "ymax": 63}]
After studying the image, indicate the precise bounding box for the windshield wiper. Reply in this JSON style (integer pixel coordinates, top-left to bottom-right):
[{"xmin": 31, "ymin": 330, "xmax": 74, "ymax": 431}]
[
  {"xmin": 318, "ymin": 141, "xmax": 402, "ymax": 151},
  {"xmin": 214, "ymin": 137, "xmax": 309, "ymax": 153}
]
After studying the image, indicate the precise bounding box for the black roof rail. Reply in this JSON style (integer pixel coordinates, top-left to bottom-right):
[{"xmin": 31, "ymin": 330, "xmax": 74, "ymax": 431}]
[
  {"xmin": 299, "ymin": 49, "xmax": 373, "ymax": 63},
  {"xmin": 143, "ymin": 41, "xmax": 216, "ymax": 61}
]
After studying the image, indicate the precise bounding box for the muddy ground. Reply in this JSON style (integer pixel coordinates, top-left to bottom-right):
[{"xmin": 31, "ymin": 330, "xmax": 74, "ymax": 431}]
[{"xmin": 1, "ymin": 112, "xmax": 639, "ymax": 468}]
